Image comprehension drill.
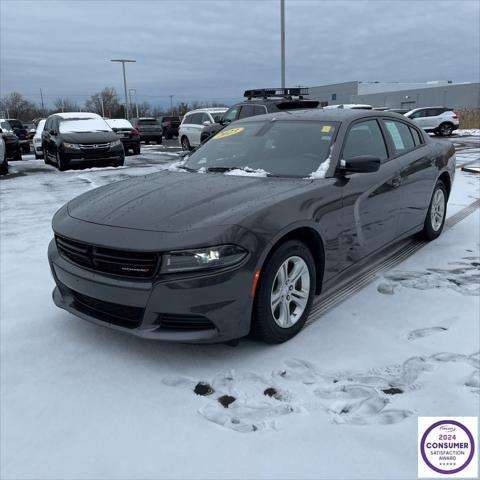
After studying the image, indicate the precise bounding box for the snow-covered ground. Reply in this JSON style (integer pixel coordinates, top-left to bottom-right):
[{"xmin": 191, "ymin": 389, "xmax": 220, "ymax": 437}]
[{"xmin": 1, "ymin": 139, "xmax": 479, "ymax": 479}]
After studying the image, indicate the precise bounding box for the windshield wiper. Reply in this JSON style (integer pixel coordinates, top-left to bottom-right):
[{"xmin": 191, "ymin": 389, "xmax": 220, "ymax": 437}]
[
  {"xmin": 207, "ymin": 166, "xmax": 246, "ymax": 173},
  {"xmin": 177, "ymin": 165, "xmax": 198, "ymax": 172}
]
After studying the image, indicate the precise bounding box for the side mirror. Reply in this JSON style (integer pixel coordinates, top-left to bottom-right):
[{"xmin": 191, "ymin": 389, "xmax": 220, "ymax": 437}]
[
  {"xmin": 202, "ymin": 120, "xmax": 211, "ymax": 126},
  {"xmin": 339, "ymin": 155, "xmax": 380, "ymax": 174},
  {"xmin": 0, "ymin": 128, "xmax": 3, "ymax": 134}
]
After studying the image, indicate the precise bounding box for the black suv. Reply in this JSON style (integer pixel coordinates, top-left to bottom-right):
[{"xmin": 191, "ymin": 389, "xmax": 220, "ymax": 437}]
[
  {"xmin": 158, "ymin": 116, "xmax": 181, "ymax": 139},
  {"xmin": 130, "ymin": 117, "xmax": 163, "ymax": 144},
  {"xmin": 200, "ymin": 88, "xmax": 319, "ymax": 143},
  {"xmin": 0, "ymin": 118, "xmax": 30, "ymax": 153},
  {"xmin": 42, "ymin": 113, "xmax": 124, "ymax": 171},
  {"xmin": 0, "ymin": 121, "xmax": 22, "ymax": 160}
]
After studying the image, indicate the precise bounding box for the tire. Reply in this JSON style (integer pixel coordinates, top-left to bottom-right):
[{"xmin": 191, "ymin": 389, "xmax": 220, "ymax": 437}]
[
  {"xmin": 14, "ymin": 149, "xmax": 22, "ymax": 161},
  {"xmin": 0, "ymin": 158, "xmax": 8, "ymax": 175},
  {"xmin": 144, "ymin": 140, "xmax": 150, "ymax": 145},
  {"xmin": 21, "ymin": 143, "xmax": 30, "ymax": 154},
  {"xmin": 133, "ymin": 145, "xmax": 141, "ymax": 155},
  {"xmin": 157, "ymin": 137, "xmax": 163, "ymax": 145},
  {"xmin": 43, "ymin": 148, "xmax": 50, "ymax": 164},
  {"xmin": 57, "ymin": 151, "xmax": 67, "ymax": 171},
  {"xmin": 114, "ymin": 156, "xmax": 125, "ymax": 167},
  {"xmin": 438, "ymin": 122, "xmax": 453, "ymax": 137},
  {"xmin": 181, "ymin": 136, "xmax": 191, "ymax": 151},
  {"xmin": 252, "ymin": 240, "xmax": 316, "ymax": 343},
  {"xmin": 421, "ymin": 180, "xmax": 447, "ymax": 241}
]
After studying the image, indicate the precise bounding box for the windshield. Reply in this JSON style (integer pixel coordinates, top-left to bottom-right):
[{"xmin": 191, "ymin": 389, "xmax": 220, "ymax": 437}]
[
  {"xmin": 59, "ymin": 117, "xmax": 112, "ymax": 133},
  {"xmin": 8, "ymin": 120, "xmax": 23, "ymax": 129},
  {"xmin": 1, "ymin": 121, "xmax": 12, "ymax": 131},
  {"xmin": 184, "ymin": 120, "xmax": 337, "ymax": 178},
  {"xmin": 34, "ymin": 119, "xmax": 46, "ymax": 136}
]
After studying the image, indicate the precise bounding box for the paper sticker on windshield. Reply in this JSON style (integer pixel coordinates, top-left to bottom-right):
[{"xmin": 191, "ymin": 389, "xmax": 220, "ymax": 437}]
[
  {"xmin": 321, "ymin": 125, "xmax": 332, "ymax": 133},
  {"xmin": 214, "ymin": 127, "xmax": 245, "ymax": 139}
]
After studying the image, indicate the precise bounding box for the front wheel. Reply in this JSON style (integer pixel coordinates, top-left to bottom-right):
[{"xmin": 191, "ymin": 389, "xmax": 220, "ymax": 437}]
[
  {"xmin": 57, "ymin": 151, "xmax": 67, "ymax": 171},
  {"xmin": 421, "ymin": 181, "xmax": 447, "ymax": 241},
  {"xmin": 252, "ymin": 240, "xmax": 316, "ymax": 343},
  {"xmin": 0, "ymin": 159, "xmax": 8, "ymax": 175}
]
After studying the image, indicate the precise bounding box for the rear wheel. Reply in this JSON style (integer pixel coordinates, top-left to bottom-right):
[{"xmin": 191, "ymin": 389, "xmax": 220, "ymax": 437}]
[
  {"xmin": 438, "ymin": 122, "xmax": 453, "ymax": 137},
  {"xmin": 133, "ymin": 144, "xmax": 141, "ymax": 155},
  {"xmin": 21, "ymin": 143, "xmax": 30, "ymax": 154},
  {"xmin": 421, "ymin": 181, "xmax": 447, "ymax": 240},
  {"xmin": 252, "ymin": 240, "xmax": 316, "ymax": 343},
  {"xmin": 181, "ymin": 136, "xmax": 191, "ymax": 151}
]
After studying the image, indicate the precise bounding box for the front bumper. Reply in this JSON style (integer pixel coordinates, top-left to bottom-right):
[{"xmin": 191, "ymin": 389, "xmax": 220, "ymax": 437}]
[
  {"xmin": 61, "ymin": 146, "xmax": 124, "ymax": 165},
  {"xmin": 48, "ymin": 239, "xmax": 254, "ymax": 343}
]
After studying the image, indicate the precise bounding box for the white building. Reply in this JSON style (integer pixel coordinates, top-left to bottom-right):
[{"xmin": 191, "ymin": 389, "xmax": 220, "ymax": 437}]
[{"xmin": 308, "ymin": 80, "xmax": 480, "ymax": 110}]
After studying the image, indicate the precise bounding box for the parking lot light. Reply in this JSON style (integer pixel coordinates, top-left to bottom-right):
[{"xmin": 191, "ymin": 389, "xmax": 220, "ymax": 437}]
[{"xmin": 110, "ymin": 59, "xmax": 136, "ymax": 119}]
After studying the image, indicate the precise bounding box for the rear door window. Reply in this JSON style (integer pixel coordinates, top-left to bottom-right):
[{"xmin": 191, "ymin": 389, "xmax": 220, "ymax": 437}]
[
  {"xmin": 343, "ymin": 120, "xmax": 388, "ymax": 161},
  {"xmin": 384, "ymin": 120, "xmax": 415, "ymax": 154},
  {"xmin": 138, "ymin": 118, "xmax": 158, "ymax": 125}
]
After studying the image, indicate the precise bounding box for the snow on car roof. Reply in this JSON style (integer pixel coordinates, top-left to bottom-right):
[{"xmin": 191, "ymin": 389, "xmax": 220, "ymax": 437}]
[
  {"xmin": 54, "ymin": 112, "xmax": 102, "ymax": 119},
  {"xmin": 105, "ymin": 119, "xmax": 133, "ymax": 129},
  {"xmin": 59, "ymin": 117, "xmax": 112, "ymax": 133}
]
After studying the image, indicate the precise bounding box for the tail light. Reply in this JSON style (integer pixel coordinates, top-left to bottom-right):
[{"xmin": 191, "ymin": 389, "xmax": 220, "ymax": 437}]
[
  {"xmin": 452, "ymin": 113, "xmax": 458, "ymax": 119},
  {"xmin": 132, "ymin": 128, "xmax": 140, "ymax": 136},
  {"xmin": 168, "ymin": 122, "xmax": 173, "ymax": 128},
  {"xmin": 24, "ymin": 129, "xmax": 29, "ymax": 137}
]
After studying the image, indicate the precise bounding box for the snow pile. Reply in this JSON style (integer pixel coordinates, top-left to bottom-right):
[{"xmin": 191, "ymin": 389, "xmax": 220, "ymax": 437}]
[
  {"xmin": 167, "ymin": 161, "xmax": 187, "ymax": 172},
  {"xmin": 455, "ymin": 129, "xmax": 480, "ymax": 137},
  {"xmin": 224, "ymin": 167, "xmax": 268, "ymax": 177},
  {"xmin": 306, "ymin": 146, "xmax": 333, "ymax": 179}
]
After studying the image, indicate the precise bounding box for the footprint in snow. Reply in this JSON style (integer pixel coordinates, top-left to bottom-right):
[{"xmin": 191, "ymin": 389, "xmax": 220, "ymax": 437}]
[
  {"xmin": 162, "ymin": 350, "xmax": 477, "ymax": 432},
  {"xmin": 407, "ymin": 326, "xmax": 448, "ymax": 341}
]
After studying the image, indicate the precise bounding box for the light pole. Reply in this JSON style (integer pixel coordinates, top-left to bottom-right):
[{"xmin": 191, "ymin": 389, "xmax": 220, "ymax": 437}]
[
  {"xmin": 280, "ymin": 0, "xmax": 285, "ymax": 88},
  {"xmin": 129, "ymin": 88, "xmax": 138, "ymax": 117},
  {"xmin": 169, "ymin": 94, "xmax": 174, "ymax": 113},
  {"xmin": 110, "ymin": 59, "xmax": 136, "ymax": 119}
]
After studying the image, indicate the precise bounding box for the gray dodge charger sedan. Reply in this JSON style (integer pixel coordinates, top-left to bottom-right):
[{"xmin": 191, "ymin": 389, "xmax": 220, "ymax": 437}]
[{"xmin": 49, "ymin": 109, "xmax": 455, "ymax": 343}]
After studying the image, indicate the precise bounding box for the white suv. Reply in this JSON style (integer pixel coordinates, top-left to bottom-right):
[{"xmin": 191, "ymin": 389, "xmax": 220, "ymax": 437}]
[
  {"xmin": 405, "ymin": 107, "xmax": 459, "ymax": 136},
  {"xmin": 179, "ymin": 108, "xmax": 227, "ymax": 150}
]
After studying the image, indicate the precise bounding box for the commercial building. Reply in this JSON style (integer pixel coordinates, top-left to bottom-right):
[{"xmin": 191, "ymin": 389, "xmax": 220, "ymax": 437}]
[{"xmin": 308, "ymin": 80, "xmax": 480, "ymax": 110}]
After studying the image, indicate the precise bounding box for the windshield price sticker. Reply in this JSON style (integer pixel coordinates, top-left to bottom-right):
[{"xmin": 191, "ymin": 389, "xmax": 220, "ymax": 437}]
[
  {"xmin": 321, "ymin": 125, "xmax": 332, "ymax": 133},
  {"xmin": 214, "ymin": 127, "xmax": 245, "ymax": 140}
]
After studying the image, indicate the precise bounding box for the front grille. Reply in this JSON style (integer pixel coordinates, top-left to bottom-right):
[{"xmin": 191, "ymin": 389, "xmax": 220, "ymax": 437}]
[
  {"xmin": 72, "ymin": 290, "xmax": 143, "ymax": 328},
  {"xmin": 79, "ymin": 142, "xmax": 110, "ymax": 151},
  {"xmin": 56, "ymin": 236, "xmax": 159, "ymax": 279},
  {"xmin": 159, "ymin": 313, "xmax": 215, "ymax": 331}
]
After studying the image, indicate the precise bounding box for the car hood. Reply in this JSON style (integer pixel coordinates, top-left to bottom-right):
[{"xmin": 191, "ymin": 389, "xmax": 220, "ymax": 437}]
[
  {"xmin": 60, "ymin": 131, "xmax": 117, "ymax": 143},
  {"xmin": 67, "ymin": 170, "xmax": 312, "ymax": 232}
]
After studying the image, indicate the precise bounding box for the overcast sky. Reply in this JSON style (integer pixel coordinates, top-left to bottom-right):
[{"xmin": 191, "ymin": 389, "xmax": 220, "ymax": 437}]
[{"xmin": 1, "ymin": 0, "xmax": 479, "ymax": 108}]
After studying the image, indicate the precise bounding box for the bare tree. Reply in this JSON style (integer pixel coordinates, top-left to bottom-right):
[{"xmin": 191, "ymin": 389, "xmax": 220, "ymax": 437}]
[
  {"xmin": 85, "ymin": 87, "xmax": 123, "ymax": 117},
  {"xmin": 53, "ymin": 97, "xmax": 80, "ymax": 113},
  {"xmin": 0, "ymin": 92, "xmax": 39, "ymax": 120}
]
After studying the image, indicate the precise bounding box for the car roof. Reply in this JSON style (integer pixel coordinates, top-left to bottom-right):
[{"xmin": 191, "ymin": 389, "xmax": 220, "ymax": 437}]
[
  {"xmin": 51, "ymin": 112, "xmax": 102, "ymax": 119},
  {"xmin": 105, "ymin": 118, "xmax": 133, "ymax": 128},
  {"xmin": 233, "ymin": 108, "xmax": 412, "ymax": 124}
]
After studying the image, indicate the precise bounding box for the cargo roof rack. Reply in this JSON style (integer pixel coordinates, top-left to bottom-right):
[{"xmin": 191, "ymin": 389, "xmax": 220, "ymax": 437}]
[{"xmin": 243, "ymin": 87, "xmax": 310, "ymax": 100}]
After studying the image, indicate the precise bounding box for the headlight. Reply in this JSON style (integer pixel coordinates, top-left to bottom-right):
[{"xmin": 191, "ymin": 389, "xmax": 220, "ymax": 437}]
[
  {"xmin": 63, "ymin": 142, "xmax": 80, "ymax": 150},
  {"xmin": 33, "ymin": 138, "xmax": 41, "ymax": 144},
  {"xmin": 110, "ymin": 139, "xmax": 122, "ymax": 147},
  {"xmin": 162, "ymin": 245, "xmax": 248, "ymax": 273}
]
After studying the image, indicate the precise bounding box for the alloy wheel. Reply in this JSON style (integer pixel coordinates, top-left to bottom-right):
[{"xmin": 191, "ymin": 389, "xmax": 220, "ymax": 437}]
[
  {"xmin": 440, "ymin": 124, "xmax": 452, "ymax": 136},
  {"xmin": 270, "ymin": 256, "xmax": 310, "ymax": 328},
  {"xmin": 430, "ymin": 188, "xmax": 445, "ymax": 231}
]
